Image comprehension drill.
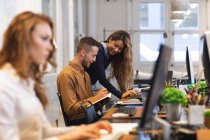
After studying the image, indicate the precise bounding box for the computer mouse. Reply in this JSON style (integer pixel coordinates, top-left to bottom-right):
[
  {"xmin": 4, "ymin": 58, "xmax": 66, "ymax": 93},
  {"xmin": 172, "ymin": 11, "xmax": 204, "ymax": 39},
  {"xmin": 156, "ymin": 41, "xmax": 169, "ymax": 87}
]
[
  {"xmin": 100, "ymin": 129, "xmax": 109, "ymax": 135},
  {"xmin": 112, "ymin": 113, "xmax": 129, "ymax": 117}
]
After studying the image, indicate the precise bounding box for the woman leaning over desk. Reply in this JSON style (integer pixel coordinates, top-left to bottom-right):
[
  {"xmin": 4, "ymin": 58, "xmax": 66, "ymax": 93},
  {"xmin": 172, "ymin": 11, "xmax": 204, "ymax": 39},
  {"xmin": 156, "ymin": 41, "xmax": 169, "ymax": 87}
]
[
  {"xmin": 0, "ymin": 11, "xmax": 111, "ymax": 140},
  {"xmin": 86, "ymin": 30, "xmax": 138, "ymax": 99}
]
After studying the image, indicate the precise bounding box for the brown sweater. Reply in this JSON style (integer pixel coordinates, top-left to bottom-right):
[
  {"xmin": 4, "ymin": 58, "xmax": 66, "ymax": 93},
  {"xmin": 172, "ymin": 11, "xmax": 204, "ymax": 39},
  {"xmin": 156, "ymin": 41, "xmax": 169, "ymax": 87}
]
[{"xmin": 57, "ymin": 61, "xmax": 96, "ymax": 121}]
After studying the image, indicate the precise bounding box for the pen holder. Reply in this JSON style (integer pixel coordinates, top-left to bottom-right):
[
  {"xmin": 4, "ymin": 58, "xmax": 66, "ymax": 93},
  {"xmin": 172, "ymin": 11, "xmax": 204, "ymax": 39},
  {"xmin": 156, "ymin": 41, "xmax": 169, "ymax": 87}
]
[{"xmin": 188, "ymin": 105, "xmax": 205, "ymax": 125}]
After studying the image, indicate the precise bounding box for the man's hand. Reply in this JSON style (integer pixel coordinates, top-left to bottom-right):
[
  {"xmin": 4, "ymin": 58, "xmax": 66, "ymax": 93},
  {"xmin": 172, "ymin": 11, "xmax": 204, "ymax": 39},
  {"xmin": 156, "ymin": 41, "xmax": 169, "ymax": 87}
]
[{"xmin": 95, "ymin": 88, "xmax": 108, "ymax": 100}]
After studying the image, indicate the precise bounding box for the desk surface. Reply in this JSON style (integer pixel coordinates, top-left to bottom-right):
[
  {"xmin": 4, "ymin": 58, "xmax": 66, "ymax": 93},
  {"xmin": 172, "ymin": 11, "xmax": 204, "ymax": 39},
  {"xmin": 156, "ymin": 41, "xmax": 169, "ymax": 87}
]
[
  {"xmin": 120, "ymin": 134, "xmax": 136, "ymax": 140},
  {"xmin": 102, "ymin": 107, "xmax": 143, "ymax": 119},
  {"xmin": 101, "ymin": 101, "xmax": 164, "ymax": 140},
  {"xmin": 101, "ymin": 100, "xmax": 210, "ymax": 140},
  {"xmin": 102, "ymin": 105, "xmax": 166, "ymax": 121},
  {"xmin": 196, "ymin": 129, "xmax": 210, "ymax": 140}
]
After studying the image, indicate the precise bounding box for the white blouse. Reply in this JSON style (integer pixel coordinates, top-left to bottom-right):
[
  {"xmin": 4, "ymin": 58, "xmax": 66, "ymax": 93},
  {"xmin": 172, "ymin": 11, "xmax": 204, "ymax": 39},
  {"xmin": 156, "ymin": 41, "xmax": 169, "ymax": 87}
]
[{"xmin": 0, "ymin": 63, "xmax": 75, "ymax": 140}]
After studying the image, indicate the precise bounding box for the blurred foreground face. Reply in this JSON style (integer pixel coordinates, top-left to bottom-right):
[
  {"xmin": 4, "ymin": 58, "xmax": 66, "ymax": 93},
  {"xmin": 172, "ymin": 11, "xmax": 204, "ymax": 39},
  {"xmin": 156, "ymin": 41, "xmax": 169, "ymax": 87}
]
[{"xmin": 29, "ymin": 21, "xmax": 53, "ymax": 65}]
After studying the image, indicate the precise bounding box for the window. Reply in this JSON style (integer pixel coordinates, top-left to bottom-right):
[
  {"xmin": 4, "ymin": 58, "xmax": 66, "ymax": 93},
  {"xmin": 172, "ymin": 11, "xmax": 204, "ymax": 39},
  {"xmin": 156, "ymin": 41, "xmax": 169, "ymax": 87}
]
[
  {"xmin": 139, "ymin": 3, "xmax": 165, "ymax": 29},
  {"xmin": 132, "ymin": 0, "xmax": 205, "ymax": 76},
  {"xmin": 174, "ymin": 34, "xmax": 200, "ymax": 62},
  {"xmin": 140, "ymin": 34, "xmax": 164, "ymax": 61},
  {"xmin": 174, "ymin": 3, "xmax": 199, "ymax": 30},
  {"xmin": 139, "ymin": 2, "xmax": 165, "ymax": 62},
  {"xmin": 137, "ymin": 0, "xmax": 202, "ymax": 63},
  {"xmin": 173, "ymin": 3, "xmax": 200, "ymax": 62}
]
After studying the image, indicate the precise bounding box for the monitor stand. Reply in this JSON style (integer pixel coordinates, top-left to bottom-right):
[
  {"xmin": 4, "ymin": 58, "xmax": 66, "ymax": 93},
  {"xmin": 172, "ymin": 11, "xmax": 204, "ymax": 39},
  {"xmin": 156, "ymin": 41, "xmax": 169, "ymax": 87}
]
[
  {"xmin": 154, "ymin": 117, "xmax": 171, "ymax": 140},
  {"xmin": 132, "ymin": 117, "xmax": 171, "ymax": 140}
]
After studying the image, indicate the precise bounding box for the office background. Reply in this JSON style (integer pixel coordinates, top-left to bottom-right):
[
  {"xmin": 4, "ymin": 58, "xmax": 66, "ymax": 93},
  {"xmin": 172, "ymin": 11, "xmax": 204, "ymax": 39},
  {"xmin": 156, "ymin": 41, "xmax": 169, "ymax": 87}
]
[{"xmin": 0, "ymin": 0, "xmax": 210, "ymax": 125}]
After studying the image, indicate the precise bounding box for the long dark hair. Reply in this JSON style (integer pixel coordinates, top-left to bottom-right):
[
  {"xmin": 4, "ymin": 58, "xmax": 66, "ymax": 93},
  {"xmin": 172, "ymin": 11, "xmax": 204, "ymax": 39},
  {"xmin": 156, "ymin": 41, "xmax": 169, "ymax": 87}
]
[{"xmin": 106, "ymin": 30, "xmax": 133, "ymax": 92}]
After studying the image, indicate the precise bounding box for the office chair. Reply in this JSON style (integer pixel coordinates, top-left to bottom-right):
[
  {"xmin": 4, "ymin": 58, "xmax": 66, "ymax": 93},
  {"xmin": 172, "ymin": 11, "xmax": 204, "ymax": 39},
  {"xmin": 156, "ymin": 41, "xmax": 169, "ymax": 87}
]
[
  {"xmin": 57, "ymin": 92, "xmax": 99, "ymax": 126},
  {"xmin": 56, "ymin": 92, "xmax": 69, "ymax": 126}
]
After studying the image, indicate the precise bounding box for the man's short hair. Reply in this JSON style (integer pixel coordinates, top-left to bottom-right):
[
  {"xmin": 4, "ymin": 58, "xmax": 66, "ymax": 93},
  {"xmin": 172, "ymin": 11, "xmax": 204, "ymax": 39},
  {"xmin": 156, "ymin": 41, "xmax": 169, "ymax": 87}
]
[{"xmin": 77, "ymin": 37, "xmax": 100, "ymax": 53}]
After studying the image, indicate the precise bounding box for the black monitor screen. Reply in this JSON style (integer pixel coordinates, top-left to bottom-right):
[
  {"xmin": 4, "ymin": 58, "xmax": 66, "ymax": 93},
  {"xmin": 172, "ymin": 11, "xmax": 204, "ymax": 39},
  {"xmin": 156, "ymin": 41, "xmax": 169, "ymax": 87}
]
[
  {"xmin": 139, "ymin": 44, "xmax": 172, "ymax": 128},
  {"xmin": 201, "ymin": 32, "xmax": 210, "ymax": 89},
  {"xmin": 186, "ymin": 46, "xmax": 195, "ymax": 84}
]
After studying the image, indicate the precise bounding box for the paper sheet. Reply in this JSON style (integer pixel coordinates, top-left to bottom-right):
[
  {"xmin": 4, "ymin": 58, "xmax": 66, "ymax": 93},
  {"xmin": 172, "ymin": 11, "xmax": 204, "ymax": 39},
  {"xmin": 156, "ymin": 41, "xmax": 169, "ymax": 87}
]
[{"xmin": 97, "ymin": 123, "xmax": 138, "ymax": 140}]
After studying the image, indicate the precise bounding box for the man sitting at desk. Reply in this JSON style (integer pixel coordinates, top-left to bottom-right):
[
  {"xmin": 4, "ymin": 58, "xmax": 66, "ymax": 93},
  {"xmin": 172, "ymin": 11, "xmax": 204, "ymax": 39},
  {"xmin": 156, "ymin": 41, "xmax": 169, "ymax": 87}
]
[{"xmin": 57, "ymin": 37, "xmax": 108, "ymax": 125}]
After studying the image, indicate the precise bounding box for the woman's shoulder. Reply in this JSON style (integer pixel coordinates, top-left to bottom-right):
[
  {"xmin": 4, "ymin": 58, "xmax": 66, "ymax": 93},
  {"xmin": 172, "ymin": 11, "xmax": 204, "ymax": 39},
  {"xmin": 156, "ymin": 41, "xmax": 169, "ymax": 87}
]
[
  {"xmin": 98, "ymin": 42, "xmax": 105, "ymax": 50},
  {"xmin": 0, "ymin": 69, "xmax": 18, "ymax": 102},
  {"xmin": 96, "ymin": 43, "xmax": 107, "ymax": 57},
  {"xmin": 0, "ymin": 63, "xmax": 20, "ymax": 84}
]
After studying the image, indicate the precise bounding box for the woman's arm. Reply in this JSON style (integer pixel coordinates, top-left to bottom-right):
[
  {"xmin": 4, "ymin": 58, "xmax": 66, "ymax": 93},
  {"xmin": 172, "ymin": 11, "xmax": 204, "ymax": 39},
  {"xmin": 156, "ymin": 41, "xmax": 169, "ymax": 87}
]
[
  {"xmin": 57, "ymin": 121, "xmax": 112, "ymax": 140},
  {"xmin": 43, "ymin": 118, "xmax": 112, "ymax": 140},
  {"xmin": 0, "ymin": 88, "xmax": 19, "ymax": 140},
  {"xmin": 94, "ymin": 51, "xmax": 122, "ymax": 98}
]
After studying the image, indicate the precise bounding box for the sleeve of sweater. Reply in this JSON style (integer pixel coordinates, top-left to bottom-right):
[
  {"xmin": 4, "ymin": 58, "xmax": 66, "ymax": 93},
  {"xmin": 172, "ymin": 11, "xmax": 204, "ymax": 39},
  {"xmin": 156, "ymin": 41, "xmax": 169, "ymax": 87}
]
[
  {"xmin": 0, "ymin": 85, "xmax": 20, "ymax": 140},
  {"xmin": 43, "ymin": 125, "xmax": 77, "ymax": 140},
  {"xmin": 94, "ymin": 51, "xmax": 122, "ymax": 99},
  {"xmin": 42, "ymin": 109, "xmax": 77, "ymax": 140}
]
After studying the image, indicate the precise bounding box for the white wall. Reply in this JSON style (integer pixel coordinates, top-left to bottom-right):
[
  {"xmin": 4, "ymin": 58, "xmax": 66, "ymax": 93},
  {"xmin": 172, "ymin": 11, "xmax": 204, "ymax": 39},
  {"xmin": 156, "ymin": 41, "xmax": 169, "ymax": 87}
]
[
  {"xmin": 16, "ymin": 0, "xmax": 42, "ymax": 13},
  {"xmin": 0, "ymin": 0, "xmax": 42, "ymax": 49},
  {"xmin": 95, "ymin": 0, "xmax": 128, "ymax": 41},
  {"xmin": 207, "ymin": 0, "xmax": 210, "ymax": 30}
]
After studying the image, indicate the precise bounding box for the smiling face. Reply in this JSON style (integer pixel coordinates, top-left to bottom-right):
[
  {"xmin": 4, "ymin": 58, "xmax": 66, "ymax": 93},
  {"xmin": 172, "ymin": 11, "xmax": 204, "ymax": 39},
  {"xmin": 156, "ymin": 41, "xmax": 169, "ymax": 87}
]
[
  {"xmin": 107, "ymin": 39, "xmax": 124, "ymax": 55},
  {"xmin": 29, "ymin": 21, "xmax": 53, "ymax": 65},
  {"xmin": 82, "ymin": 46, "xmax": 99, "ymax": 68}
]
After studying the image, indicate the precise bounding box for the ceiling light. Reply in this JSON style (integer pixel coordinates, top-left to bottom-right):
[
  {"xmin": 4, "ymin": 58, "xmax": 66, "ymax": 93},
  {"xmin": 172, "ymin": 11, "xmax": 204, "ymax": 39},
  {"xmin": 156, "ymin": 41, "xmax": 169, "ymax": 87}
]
[
  {"xmin": 171, "ymin": 12, "xmax": 186, "ymax": 22},
  {"xmin": 171, "ymin": 0, "xmax": 189, "ymax": 14}
]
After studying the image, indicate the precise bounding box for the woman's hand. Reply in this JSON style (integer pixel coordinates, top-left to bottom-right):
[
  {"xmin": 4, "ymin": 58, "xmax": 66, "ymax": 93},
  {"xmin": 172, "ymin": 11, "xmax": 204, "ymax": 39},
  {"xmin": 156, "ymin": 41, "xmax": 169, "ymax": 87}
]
[
  {"xmin": 121, "ymin": 90, "xmax": 139, "ymax": 99},
  {"xmin": 59, "ymin": 120, "xmax": 112, "ymax": 140}
]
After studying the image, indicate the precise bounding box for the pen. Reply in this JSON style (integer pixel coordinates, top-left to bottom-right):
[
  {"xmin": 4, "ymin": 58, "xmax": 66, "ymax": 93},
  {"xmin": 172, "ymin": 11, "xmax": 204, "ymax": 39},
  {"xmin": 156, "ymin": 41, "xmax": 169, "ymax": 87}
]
[{"xmin": 194, "ymin": 95, "xmax": 198, "ymax": 105}]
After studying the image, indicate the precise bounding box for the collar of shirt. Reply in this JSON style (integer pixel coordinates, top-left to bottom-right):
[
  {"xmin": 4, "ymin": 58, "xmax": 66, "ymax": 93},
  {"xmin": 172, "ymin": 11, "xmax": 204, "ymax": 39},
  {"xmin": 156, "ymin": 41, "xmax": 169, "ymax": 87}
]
[
  {"xmin": 69, "ymin": 61, "xmax": 85, "ymax": 73},
  {"xmin": 101, "ymin": 42, "xmax": 110, "ymax": 58}
]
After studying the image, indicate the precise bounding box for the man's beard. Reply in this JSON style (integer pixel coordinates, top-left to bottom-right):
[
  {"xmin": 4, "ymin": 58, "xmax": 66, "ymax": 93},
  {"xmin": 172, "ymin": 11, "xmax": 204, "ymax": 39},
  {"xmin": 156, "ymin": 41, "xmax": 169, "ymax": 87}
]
[{"xmin": 82, "ymin": 59, "xmax": 89, "ymax": 68}]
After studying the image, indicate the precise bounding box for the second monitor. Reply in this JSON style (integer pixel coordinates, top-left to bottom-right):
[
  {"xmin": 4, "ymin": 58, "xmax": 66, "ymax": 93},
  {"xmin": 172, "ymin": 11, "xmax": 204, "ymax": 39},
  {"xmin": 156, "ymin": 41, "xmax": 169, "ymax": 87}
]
[
  {"xmin": 186, "ymin": 46, "xmax": 195, "ymax": 85},
  {"xmin": 139, "ymin": 44, "xmax": 172, "ymax": 129}
]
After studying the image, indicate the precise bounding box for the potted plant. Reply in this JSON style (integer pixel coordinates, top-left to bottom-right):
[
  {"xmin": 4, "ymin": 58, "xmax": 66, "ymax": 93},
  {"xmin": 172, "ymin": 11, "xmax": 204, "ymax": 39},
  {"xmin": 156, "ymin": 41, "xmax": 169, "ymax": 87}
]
[
  {"xmin": 204, "ymin": 111, "xmax": 210, "ymax": 128},
  {"xmin": 187, "ymin": 81, "xmax": 209, "ymax": 105},
  {"xmin": 160, "ymin": 87, "xmax": 188, "ymax": 121},
  {"xmin": 197, "ymin": 81, "xmax": 209, "ymax": 105}
]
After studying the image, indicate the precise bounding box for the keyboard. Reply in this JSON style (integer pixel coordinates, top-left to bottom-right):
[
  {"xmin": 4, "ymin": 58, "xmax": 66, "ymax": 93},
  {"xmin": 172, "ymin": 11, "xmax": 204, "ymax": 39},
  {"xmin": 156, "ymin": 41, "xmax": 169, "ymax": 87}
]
[
  {"xmin": 114, "ymin": 106, "xmax": 136, "ymax": 116},
  {"xmin": 116, "ymin": 99, "xmax": 143, "ymax": 105}
]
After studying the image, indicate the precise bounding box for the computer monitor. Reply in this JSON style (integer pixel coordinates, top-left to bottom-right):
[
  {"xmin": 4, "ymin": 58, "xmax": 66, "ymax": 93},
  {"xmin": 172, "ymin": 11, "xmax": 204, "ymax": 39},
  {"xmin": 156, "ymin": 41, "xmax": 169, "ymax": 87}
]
[
  {"xmin": 201, "ymin": 31, "xmax": 210, "ymax": 89},
  {"xmin": 139, "ymin": 44, "xmax": 172, "ymax": 129},
  {"xmin": 166, "ymin": 71, "xmax": 173, "ymax": 83},
  {"xmin": 186, "ymin": 46, "xmax": 195, "ymax": 84}
]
